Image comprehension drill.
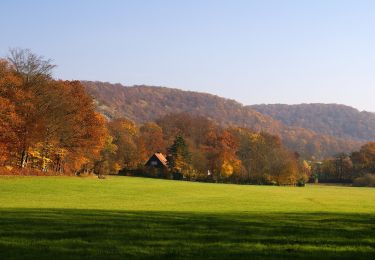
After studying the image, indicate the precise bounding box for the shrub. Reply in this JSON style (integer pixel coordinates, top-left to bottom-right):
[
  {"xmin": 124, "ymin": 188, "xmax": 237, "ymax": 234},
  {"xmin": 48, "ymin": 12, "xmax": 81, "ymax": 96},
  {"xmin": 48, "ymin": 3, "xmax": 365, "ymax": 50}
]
[
  {"xmin": 353, "ymin": 174, "xmax": 375, "ymax": 187},
  {"xmin": 297, "ymin": 179, "xmax": 306, "ymax": 187}
]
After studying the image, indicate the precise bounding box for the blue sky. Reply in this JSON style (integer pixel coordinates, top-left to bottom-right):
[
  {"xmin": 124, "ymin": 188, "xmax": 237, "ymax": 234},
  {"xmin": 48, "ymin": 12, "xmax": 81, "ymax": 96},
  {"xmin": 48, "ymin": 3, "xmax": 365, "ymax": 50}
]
[{"xmin": 1, "ymin": 0, "xmax": 374, "ymax": 111}]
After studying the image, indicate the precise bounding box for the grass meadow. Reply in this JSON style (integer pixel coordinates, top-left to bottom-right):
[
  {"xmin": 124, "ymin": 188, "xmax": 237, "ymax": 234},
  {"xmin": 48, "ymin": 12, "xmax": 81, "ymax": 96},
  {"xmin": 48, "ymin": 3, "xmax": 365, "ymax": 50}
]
[{"xmin": 0, "ymin": 176, "xmax": 374, "ymax": 259}]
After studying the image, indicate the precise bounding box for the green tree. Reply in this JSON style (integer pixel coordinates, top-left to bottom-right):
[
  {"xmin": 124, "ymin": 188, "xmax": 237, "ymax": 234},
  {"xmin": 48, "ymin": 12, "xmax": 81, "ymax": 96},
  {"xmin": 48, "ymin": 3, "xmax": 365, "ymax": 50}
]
[{"xmin": 168, "ymin": 134, "xmax": 191, "ymax": 178}]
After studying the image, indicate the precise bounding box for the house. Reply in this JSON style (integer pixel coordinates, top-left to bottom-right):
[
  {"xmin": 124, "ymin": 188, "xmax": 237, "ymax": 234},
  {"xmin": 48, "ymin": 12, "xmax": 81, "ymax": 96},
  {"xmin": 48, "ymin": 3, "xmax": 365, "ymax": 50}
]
[{"xmin": 145, "ymin": 153, "xmax": 168, "ymax": 168}]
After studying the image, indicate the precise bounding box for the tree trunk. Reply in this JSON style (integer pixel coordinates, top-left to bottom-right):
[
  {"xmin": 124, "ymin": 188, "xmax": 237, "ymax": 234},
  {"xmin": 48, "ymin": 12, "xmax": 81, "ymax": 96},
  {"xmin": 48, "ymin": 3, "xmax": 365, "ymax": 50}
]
[{"xmin": 20, "ymin": 149, "xmax": 28, "ymax": 168}]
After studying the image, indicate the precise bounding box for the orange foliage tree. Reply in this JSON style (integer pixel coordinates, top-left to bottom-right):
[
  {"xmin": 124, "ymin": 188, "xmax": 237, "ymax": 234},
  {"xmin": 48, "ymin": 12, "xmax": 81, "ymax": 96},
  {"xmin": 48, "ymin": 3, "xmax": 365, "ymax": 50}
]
[{"xmin": 0, "ymin": 49, "xmax": 107, "ymax": 174}]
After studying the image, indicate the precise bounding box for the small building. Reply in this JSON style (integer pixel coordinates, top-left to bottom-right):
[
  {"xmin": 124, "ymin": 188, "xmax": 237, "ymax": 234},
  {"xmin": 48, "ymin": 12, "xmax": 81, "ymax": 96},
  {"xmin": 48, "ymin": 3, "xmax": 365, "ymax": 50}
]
[{"xmin": 145, "ymin": 153, "xmax": 168, "ymax": 168}]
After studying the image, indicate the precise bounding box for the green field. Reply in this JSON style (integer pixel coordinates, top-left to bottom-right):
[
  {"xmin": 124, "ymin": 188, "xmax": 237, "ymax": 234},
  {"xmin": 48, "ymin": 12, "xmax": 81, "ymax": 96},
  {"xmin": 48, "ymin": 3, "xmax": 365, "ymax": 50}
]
[{"xmin": 0, "ymin": 176, "xmax": 374, "ymax": 259}]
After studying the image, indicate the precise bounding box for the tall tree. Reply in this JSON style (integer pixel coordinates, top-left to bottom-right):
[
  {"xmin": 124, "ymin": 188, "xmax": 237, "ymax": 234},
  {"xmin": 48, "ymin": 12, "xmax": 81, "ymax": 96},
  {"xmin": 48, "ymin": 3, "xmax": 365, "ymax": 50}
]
[
  {"xmin": 3, "ymin": 49, "xmax": 56, "ymax": 167},
  {"xmin": 0, "ymin": 50, "xmax": 107, "ymax": 173},
  {"xmin": 108, "ymin": 118, "xmax": 140, "ymax": 169},
  {"xmin": 139, "ymin": 122, "xmax": 165, "ymax": 156},
  {"xmin": 168, "ymin": 134, "xmax": 191, "ymax": 177},
  {"xmin": 351, "ymin": 142, "xmax": 375, "ymax": 174}
]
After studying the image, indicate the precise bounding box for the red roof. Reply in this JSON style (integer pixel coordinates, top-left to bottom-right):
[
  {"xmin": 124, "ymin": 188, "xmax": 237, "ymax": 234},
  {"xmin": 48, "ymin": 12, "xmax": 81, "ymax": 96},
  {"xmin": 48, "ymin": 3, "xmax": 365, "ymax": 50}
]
[{"xmin": 154, "ymin": 153, "xmax": 168, "ymax": 166}]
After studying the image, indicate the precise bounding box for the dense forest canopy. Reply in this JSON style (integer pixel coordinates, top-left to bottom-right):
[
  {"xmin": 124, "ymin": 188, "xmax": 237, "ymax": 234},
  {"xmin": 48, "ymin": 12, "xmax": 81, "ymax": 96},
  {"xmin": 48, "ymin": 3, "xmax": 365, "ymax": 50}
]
[
  {"xmin": 251, "ymin": 103, "xmax": 375, "ymax": 141},
  {"xmin": 0, "ymin": 49, "xmax": 108, "ymax": 173},
  {"xmin": 82, "ymin": 81, "xmax": 366, "ymax": 159}
]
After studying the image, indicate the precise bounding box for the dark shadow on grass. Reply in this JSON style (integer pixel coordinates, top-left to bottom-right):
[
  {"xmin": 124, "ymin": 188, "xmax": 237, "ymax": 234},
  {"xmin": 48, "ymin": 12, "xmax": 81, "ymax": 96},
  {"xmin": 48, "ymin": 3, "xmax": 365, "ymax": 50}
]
[{"xmin": 0, "ymin": 208, "xmax": 374, "ymax": 259}]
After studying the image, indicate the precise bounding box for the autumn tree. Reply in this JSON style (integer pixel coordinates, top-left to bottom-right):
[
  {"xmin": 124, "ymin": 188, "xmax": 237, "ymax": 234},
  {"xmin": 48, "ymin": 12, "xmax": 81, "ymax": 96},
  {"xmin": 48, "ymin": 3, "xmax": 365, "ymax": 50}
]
[
  {"xmin": 108, "ymin": 118, "xmax": 141, "ymax": 170},
  {"xmin": 233, "ymin": 128, "xmax": 299, "ymax": 185},
  {"xmin": 0, "ymin": 50, "xmax": 107, "ymax": 174},
  {"xmin": 211, "ymin": 129, "xmax": 242, "ymax": 181},
  {"xmin": 351, "ymin": 142, "xmax": 375, "ymax": 174},
  {"xmin": 0, "ymin": 96, "xmax": 20, "ymax": 165},
  {"xmin": 235, "ymin": 129, "xmax": 276, "ymax": 183},
  {"xmin": 298, "ymin": 160, "xmax": 311, "ymax": 184},
  {"xmin": 94, "ymin": 135, "xmax": 118, "ymax": 176},
  {"xmin": 3, "ymin": 49, "xmax": 56, "ymax": 168},
  {"xmin": 266, "ymin": 147, "xmax": 299, "ymax": 185},
  {"xmin": 139, "ymin": 122, "xmax": 165, "ymax": 159},
  {"xmin": 156, "ymin": 113, "xmax": 215, "ymax": 145},
  {"xmin": 53, "ymin": 81, "xmax": 108, "ymax": 173}
]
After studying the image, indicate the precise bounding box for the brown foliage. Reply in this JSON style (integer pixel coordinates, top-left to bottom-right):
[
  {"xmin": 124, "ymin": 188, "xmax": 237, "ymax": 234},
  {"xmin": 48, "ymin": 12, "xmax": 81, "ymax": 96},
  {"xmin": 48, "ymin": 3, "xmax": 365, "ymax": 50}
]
[
  {"xmin": 83, "ymin": 81, "xmax": 363, "ymax": 159},
  {"xmin": 251, "ymin": 103, "xmax": 375, "ymax": 141},
  {"xmin": 0, "ymin": 52, "xmax": 107, "ymax": 174}
]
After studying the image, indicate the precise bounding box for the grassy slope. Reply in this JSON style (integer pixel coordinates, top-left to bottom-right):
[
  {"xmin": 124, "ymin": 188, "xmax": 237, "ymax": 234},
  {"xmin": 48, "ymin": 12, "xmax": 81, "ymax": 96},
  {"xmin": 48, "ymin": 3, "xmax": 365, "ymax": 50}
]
[{"xmin": 0, "ymin": 176, "xmax": 374, "ymax": 259}]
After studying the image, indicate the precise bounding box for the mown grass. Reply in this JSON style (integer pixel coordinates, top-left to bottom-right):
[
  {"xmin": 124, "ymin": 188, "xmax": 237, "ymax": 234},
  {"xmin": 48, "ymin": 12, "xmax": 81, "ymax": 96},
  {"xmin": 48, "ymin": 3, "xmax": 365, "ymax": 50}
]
[{"xmin": 0, "ymin": 176, "xmax": 374, "ymax": 259}]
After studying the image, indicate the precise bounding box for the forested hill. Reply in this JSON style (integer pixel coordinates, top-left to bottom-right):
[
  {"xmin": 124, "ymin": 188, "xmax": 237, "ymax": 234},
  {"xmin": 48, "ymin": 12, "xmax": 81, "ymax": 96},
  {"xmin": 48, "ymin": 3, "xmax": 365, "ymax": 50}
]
[
  {"xmin": 82, "ymin": 81, "xmax": 363, "ymax": 158},
  {"xmin": 250, "ymin": 104, "xmax": 375, "ymax": 141},
  {"xmin": 82, "ymin": 81, "xmax": 283, "ymax": 134}
]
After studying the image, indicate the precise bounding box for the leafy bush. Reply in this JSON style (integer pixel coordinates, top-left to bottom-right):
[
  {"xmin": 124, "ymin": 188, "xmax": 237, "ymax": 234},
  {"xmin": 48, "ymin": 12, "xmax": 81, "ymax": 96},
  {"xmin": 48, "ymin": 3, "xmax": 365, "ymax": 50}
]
[
  {"xmin": 296, "ymin": 179, "xmax": 306, "ymax": 187},
  {"xmin": 353, "ymin": 174, "xmax": 375, "ymax": 187}
]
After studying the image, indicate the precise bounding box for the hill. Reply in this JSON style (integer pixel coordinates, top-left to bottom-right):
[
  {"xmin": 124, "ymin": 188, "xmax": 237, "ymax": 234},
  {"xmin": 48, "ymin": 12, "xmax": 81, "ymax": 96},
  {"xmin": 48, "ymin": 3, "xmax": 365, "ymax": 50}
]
[
  {"xmin": 83, "ymin": 81, "xmax": 283, "ymax": 133},
  {"xmin": 82, "ymin": 81, "xmax": 364, "ymax": 158},
  {"xmin": 250, "ymin": 103, "xmax": 375, "ymax": 141}
]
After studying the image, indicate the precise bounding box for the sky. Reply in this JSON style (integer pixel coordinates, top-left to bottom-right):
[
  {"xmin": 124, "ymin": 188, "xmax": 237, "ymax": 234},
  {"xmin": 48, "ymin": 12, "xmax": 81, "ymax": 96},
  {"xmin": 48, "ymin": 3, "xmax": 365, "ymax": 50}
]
[{"xmin": 1, "ymin": 0, "xmax": 374, "ymax": 112}]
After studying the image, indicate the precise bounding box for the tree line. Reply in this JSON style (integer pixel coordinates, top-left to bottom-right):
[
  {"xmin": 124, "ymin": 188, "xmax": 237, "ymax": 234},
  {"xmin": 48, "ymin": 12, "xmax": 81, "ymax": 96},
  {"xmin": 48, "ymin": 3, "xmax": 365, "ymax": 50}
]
[
  {"xmin": 313, "ymin": 142, "xmax": 375, "ymax": 185},
  {"xmin": 83, "ymin": 112, "xmax": 310, "ymax": 185},
  {"xmin": 0, "ymin": 49, "xmax": 316, "ymax": 185}
]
